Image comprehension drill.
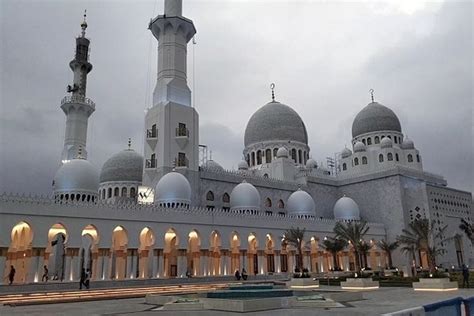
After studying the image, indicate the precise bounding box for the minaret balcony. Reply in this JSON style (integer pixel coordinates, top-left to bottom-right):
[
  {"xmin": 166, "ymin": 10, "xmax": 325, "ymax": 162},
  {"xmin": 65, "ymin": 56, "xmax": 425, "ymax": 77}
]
[
  {"xmin": 175, "ymin": 127, "xmax": 189, "ymax": 138},
  {"xmin": 145, "ymin": 159, "xmax": 157, "ymax": 169},
  {"xmin": 147, "ymin": 129, "xmax": 158, "ymax": 139},
  {"xmin": 61, "ymin": 95, "xmax": 95, "ymax": 110},
  {"xmin": 174, "ymin": 157, "xmax": 189, "ymax": 168}
]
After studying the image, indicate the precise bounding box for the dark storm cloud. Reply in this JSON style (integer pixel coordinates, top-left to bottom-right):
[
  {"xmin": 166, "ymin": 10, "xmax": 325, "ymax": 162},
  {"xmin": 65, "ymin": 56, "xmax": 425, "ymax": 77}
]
[{"xmin": 0, "ymin": 0, "xmax": 472, "ymax": 195}]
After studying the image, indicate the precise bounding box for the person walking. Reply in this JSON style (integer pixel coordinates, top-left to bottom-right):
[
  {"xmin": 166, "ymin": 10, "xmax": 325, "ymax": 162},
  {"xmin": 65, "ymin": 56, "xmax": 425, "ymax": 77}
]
[
  {"xmin": 462, "ymin": 264, "xmax": 470, "ymax": 288},
  {"xmin": 42, "ymin": 265, "xmax": 49, "ymax": 282},
  {"xmin": 8, "ymin": 265, "xmax": 16, "ymax": 285},
  {"xmin": 79, "ymin": 268, "xmax": 86, "ymax": 290},
  {"xmin": 241, "ymin": 268, "xmax": 248, "ymax": 281},
  {"xmin": 234, "ymin": 269, "xmax": 241, "ymax": 280},
  {"xmin": 84, "ymin": 269, "xmax": 91, "ymax": 289}
]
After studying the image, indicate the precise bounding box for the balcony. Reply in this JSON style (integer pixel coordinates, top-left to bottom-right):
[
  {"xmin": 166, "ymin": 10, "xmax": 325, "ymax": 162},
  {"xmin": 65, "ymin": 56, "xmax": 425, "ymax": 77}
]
[
  {"xmin": 61, "ymin": 95, "xmax": 95, "ymax": 109},
  {"xmin": 145, "ymin": 159, "xmax": 157, "ymax": 169},
  {"xmin": 175, "ymin": 127, "xmax": 189, "ymax": 138},
  {"xmin": 146, "ymin": 129, "xmax": 157, "ymax": 139},
  {"xmin": 174, "ymin": 157, "xmax": 189, "ymax": 168}
]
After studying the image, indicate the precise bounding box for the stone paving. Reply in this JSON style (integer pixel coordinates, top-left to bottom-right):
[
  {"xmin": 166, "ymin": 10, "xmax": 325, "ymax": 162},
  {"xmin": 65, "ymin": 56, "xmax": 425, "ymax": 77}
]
[{"xmin": 0, "ymin": 286, "xmax": 472, "ymax": 316}]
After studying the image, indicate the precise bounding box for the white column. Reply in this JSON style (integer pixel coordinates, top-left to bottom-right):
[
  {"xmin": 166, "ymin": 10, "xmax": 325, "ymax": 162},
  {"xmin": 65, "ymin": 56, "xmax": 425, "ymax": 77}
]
[
  {"xmin": 200, "ymin": 250, "xmax": 208, "ymax": 276},
  {"xmin": 275, "ymin": 253, "xmax": 281, "ymax": 273},
  {"xmin": 102, "ymin": 251, "xmax": 110, "ymax": 280},
  {"xmin": 318, "ymin": 255, "xmax": 323, "ymax": 273},
  {"xmin": 258, "ymin": 252, "xmax": 264, "ymax": 275},
  {"xmin": 131, "ymin": 250, "xmax": 138, "ymax": 279},
  {"xmin": 152, "ymin": 250, "xmax": 158, "ymax": 278},
  {"xmin": 126, "ymin": 251, "xmax": 133, "ymax": 279}
]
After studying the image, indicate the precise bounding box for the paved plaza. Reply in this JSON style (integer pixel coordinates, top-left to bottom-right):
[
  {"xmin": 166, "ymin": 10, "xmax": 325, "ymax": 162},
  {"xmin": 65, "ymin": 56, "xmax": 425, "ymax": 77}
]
[{"xmin": 0, "ymin": 286, "xmax": 472, "ymax": 316}]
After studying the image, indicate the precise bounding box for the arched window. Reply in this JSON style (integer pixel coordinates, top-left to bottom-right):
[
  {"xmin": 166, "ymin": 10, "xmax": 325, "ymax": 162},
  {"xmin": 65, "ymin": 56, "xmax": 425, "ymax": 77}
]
[
  {"xmin": 387, "ymin": 135, "xmax": 391, "ymax": 139},
  {"xmin": 362, "ymin": 139, "xmax": 366, "ymax": 145},
  {"xmin": 379, "ymin": 154, "xmax": 384, "ymax": 162},
  {"xmin": 130, "ymin": 187, "xmax": 136, "ymax": 198},
  {"xmin": 394, "ymin": 137, "xmax": 398, "ymax": 144},
  {"xmin": 408, "ymin": 154, "xmax": 413, "ymax": 162},
  {"xmin": 102, "ymin": 189, "xmax": 105, "ymax": 199},
  {"xmin": 362, "ymin": 156, "xmax": 368, "ymax": 165},
  {"xmin": 278, "ymin": 199, "xmax": 285, "ymax": 209},
  {"xmin": 367, "ymin": 137, "xmax": 372, "ymax": 145},
  {"xmin": 298, "ymin": 149, "xmax": 302, "ymax": 164},
  {"xmin": 273, "ymin": 148, "xmax": 278, "ymax": 158},
  {"xmin": 342, "ymin": 163, "xmax": 347, "ymax": 171},
  {"xmin": 387, "ymin": 153, "xmax": 393, "ymax": 161},
  {"xmin": 265, "ymin": 198, "xmax": 272, "ymax": 207},
  {"xmin": 375, "ymin": 136, "xmax": 380, "ymax": 144},
  {"xmin": 121, "ymin": 187, "xmax": 127, "ymax": 197},
  {"xmin": 291, "ymin": 149, "xmax": 297, "ymax": 162},
  {"xmin": 257, "ymin": 150, "xmax": 262, "ymax": 165},
  {"xmin": 354, "ymin": 157, "xmax": 359, "ymax": 166},
  {"xmin": 222, "ymin": 193, "xmax": 230, "ymax": 203},
  {"xmin": 108, "ymin": 188, "xmax": 112, "ymax": 198},
  {"xmin": 265, "ymin": 149, "xmax": 272, "ymax": 163},
  {"xmin": 251, "ymin": 152, "xmax": 255, "ymax": 166},
  {"xmin": 416, "ymin": 154, "xmax": 420, "ymax": 163},
  {"xmin": 114, "ymin": 187, "xmax": 119, "ymax": 197},
  {"xmin": 206, "ymin": 191, "xmax": 214, "ymax": 201},
  {"xmin": 246, "ymin": 154, "xmax": 250, "ymax": 166},
  {"xmin": 395, "ymin": 153, "xmax": 399, "ymax": 161}
]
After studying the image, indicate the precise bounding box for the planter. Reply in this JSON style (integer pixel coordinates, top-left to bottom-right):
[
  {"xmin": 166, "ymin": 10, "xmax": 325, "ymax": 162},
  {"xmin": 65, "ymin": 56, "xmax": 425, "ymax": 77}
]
[
  {"xmin": 286, "ymin": 278, "xmax": 320, "ymax": 289},
  {"xmin": 412, "ymin": 278, "xmax": 458, "ymax": 291},
  {"xmin": 340, "ymin": 278, "xmax": 379, "ymax": 290}
]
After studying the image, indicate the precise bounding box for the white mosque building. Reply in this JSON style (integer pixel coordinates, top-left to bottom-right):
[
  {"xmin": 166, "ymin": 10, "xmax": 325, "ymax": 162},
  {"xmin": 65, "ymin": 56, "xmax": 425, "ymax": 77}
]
[{"xmin": 0, "ymin": 0, "xmax": 472, "ymax": 285}]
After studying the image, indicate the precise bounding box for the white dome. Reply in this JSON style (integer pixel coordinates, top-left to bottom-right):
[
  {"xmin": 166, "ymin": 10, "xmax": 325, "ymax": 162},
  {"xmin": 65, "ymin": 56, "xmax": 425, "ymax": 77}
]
[
  {"xmin": 276, "ymin": 147, "xmax": 289, "ymax": 158},
  {"xmin": 204, "ymin": 159, "xmax": 224, "ymax": 171},
  {"xmin": 230, "ymin": 180, "xmax": 261, "ymax": 211},
  {"xmin": 306, "ymin": 159, "xmax": 317, "ymax": 169},
  {"xmin": 237, "ymin": 160, "xmax": 249, "ymax": 170},
  {"xmin": 341, "ymin": 147, "xmax": 352, "ymax": 158},
  {"xmin": 155, "ymin": 172, "xmax": 191, "ymax": 207},
  {"xmin": 380, "ymin": 137, "xmax": 393, "ymax": 149},
  {"xmin": 287, "ymin": 189, "xmax": 316, "ymax": 217},
  {"xmin": 401, "ymin": 137, "xmax": 415, "ymax": 149},
  {"xmin": 333, "ymin": 196, "xmax": 360, "ymax": 221},
  {"xmin": 53, "ymin": 159, "xmax": 99, "ymax": 195},
  {"xmin": 353, "ymin": 141, "xmax": 366, "ymax": 152}
]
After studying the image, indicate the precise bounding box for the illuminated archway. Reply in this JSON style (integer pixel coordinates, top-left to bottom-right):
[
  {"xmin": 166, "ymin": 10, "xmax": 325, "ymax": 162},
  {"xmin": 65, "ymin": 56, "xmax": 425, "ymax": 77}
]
[
  {"xmin": 110, "ymin": 226, "xmax": 128, "ymax": 280},
  {"xmin": 187, "ymin": 230, "xmax": 201, "ymax": 276},
  {"xmin": 265, "ymin": 234, "xmax": 275, "ymax": 274},
  {"xmin": 209, "ymin": 231, "xmax": 221, "ymax": 276},
  {"xmin": 139, "ymin": 227, "xmax": 155, "ymax": 279},
  {"xmin": 247, "ymin": 233, "xmax": 259, "ymax": 275},
  {"xmin": 80, "ymin": 225, "xmax": 99, "ymax": 280},
  {"xmin": 46, "ymin": 223, "xmax": 68, "ymax": 281},
  {"xmin": 164, "ymin": 228, "xmax": 179, "ymax": 277},
  {"xmin": 230, "ymin": 231, "xmax": 241, "ymax": 274},
  {"xmin": 5, "ymin": 221, "xmax": 34, "ymax": 284}
]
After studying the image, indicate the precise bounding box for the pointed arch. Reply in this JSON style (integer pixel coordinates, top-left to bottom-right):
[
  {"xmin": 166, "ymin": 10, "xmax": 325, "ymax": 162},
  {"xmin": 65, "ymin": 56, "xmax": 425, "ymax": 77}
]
[{"xmin": 138, "ymin": 227, "xmax": 155, "ymax": 279}]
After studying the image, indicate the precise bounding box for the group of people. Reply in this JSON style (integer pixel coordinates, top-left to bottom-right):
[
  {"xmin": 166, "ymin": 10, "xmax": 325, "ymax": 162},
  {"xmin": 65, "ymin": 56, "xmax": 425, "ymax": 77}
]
[{"xmin": 234, "ymin": 268, "xmax": 248, "ymax": 281}]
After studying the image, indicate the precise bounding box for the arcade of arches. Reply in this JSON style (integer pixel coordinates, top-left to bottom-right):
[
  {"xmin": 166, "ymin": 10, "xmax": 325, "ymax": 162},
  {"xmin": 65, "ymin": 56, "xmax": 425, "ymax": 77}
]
[{"xmin": 1, "ymin": 222, "xmax": 387, "ymax": 284}]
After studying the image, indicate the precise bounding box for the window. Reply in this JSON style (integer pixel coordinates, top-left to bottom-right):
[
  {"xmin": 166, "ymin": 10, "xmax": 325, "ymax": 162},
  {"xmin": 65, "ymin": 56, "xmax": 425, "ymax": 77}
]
[
  {"xmin": 265, "ymin": 198, "xmax": 272, "ymax": 207},
  {"xmin": 257, "ymin": 150, "xmax": 262, "ymax": 165},
  {"xmin": 222, "ymin": 193, "xmax": 230, "ymax": 203},
  {"xmin": 298, "ymin": 149, "xmax": 303, "ymax": 164},
  {"xmin": 130, "ymin": 187, "xmax": 136, "ymax": 198},
  {"xmin": 354, "ymin": 157, "xmax": 359, "ymax": 166},
  {"xmin": 114, "ymin": 187, "xmax": 119, "ymax": 197},
  {"xmin": 408, "ymin": 154, "xmax": 413, "ymax": 162},
  {"xmin": 102, "ymin": 189, "xmax": 105, "ymax": 199},
  {"xmin": 206, "ymin": 191, "xmax": 214, "ymax": 201},
  {"xmin": 362, "ymin": 139, "xmax": 366, "ymax": 145},
  {"xmin": 251, "ymin": 152, "xmax": 255, "ymax": 166},
  {"xmin": 265, "ymin": 149, "xmax": 272, "ymax": 163},
  {"xmin": 246, "ymin": 154, "xmax": 250, "ymax": 166},
  {"xmin": 265, "ymin": 211, "xmax": 273, "ymax": 216},
  {"xmin": 362, "ymin": 156, "xmax": 368, "ymax": 165},
  {"xmin": 177, "ymin": 122, "xmax": 187, "ymax": 136},
  {"xmin": 395, "ymin": 153, "xmax": 399, "ymax": 161},
  {"xmin": 278, "ymin": 199, "xmax": 284, "ymax": 209},
  {"xmin": 121, "ymin": 187, "xmax": 127, "ymax": 197},
  {"xmin": 387, "ymin": 153, "xmax": 393, "ymax": 161},
  {"xmin": 394, "ymin": 136, "xmax": 398, "ymax": 144},
  {"xmin": 367, "ymin": 138, "xmax": 372, "ymax": 145},
  {"xmin": 417, "ymin": 154, "xmax": 420, "ymax": 163},
  {"xmin": 280, "ymin": 254, "xmax": 288, "ymax": 272},
  {"xmin": 291, "ymin": 149, "xmax": 297, "ymax": 162},
  {"xmin": 177, "ymin": 152, "xmax": 186, "ymax": 167},
  {"xmin": 342, "ymin": 163, "xmax": 347, "ymax": 171},
  {"xmin": 108, "ymin": 188, "xmax": 112, "ymax": 198},
  {"xmin": 375, "ymin": 136, "xmax": 380, "ymax": 144},
  {"xmin": 273, "ymin": 148, "xmax": 278, "ymax": 158},
  {"xmin": 379, "ymin": 154, "xmax": 384, "ymax": 163}
]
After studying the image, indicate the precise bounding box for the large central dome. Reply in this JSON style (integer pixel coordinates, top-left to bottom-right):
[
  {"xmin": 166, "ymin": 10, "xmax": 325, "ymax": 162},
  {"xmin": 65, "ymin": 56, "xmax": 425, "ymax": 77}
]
[
  {"xmin": 352, "ymin": 102, "xmax": 401, "ymax": 138},
  {"xmin": 244, "ymin": 101, "xmax": 308, "ymax": 147}
]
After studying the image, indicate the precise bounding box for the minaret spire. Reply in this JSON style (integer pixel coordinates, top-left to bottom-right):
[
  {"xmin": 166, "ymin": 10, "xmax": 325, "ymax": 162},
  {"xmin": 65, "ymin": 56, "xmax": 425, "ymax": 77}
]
[{"xmin": 60, "ymin": 12, "xmax": 95, "ymax": 163}]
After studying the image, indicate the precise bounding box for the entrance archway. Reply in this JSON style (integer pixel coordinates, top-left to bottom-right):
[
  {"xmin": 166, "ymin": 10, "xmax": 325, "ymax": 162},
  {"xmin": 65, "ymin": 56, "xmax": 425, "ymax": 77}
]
[
  {"xmin": 46, "ymin": 223, "xmax": 67, "ymax": 281},
  {"xmin": 187, "ymin": 230, "xmax": 201, "ymax": 276},
  {"xmin": 209, "ymin": 231, "xmax": 221, "ymax": 276},
  {"xmin": 230, "ymin": 231, "xmax": 240, "ymax": 274},
  {"xmin": 5, "ymin": 221, "xmax": 33, "ymax": 284},
  {"xmin": 164, "ymin": 228, "xmax": 179, "ymax": 277},
  {"xmin": 265, "ymin": 234, "xmax": 275, "ymax": 273},
  {"xmin": 139, "ymin": 227, "xmax": 155, "ymax": 278},
  {"xmin": 110, "ymin": 226, "xmax": 128, "ymax": 279},
  {"xmin": 247, "ymin": 233, "xmax": 258, "ymax": 275}
]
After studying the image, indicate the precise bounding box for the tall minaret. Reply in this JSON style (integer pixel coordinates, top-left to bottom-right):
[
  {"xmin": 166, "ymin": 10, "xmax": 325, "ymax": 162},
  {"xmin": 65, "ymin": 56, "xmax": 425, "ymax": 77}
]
[
  {"xmin": 143, "ymin": 0, "xmax": 199, "ymax": 188},
  {"xmin": 60, "ymin": 12, "xmax": 95, "ymax": 163}
]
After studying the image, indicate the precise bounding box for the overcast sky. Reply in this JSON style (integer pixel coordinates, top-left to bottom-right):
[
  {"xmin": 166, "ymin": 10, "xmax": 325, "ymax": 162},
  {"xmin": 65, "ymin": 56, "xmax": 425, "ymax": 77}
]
[{"xmin": 0, "ymin": 0, "xmax": 472, "ymax": 195}]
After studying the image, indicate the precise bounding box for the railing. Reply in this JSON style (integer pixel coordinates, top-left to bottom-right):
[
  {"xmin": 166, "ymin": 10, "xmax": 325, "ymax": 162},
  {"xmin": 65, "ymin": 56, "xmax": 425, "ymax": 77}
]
[
  {"xmin": 174, "ymin": 157, "xmax": 189, "ymax": 167},
  {"xmin": 175, "ymin": 127, "xmax": 189, "ymax": 137},
  {"xmin": 146, "ymin": 129, "xmax": 157, "ymax": 138},
  {"xmin": 145, "ymin": 159, "xmax": 157, "ymax": 169},
  {"xmin": 61, "ymin": 95, "xmax": 95, "ymax": 109}
]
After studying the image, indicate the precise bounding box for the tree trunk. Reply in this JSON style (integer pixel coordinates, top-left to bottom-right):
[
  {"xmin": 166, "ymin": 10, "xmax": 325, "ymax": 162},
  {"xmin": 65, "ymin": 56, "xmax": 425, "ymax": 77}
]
[
  {"xmin": 332, "ymin": 252, "xmax": 338, "ymax": 270},
  {"xmin": 354, "ymin": 250, "xmax": 360, "ymax": 272},
  {"xmin": 387, "ymin": 251, "xmax": 393, "ymax": 269}
]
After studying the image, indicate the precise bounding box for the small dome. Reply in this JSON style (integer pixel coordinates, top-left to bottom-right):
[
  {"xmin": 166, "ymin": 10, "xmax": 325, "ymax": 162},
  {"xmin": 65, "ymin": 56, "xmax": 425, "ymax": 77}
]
[
  {"xmin": 306, "ymin": 158, "xmax": 317, "ymax": 169},
  {"xmin": 352, "ymin": 102, "xmax": 402, "ymax": 138},
  {"xmin": 334, "ymin": 196, "xmax": 360, "ymax": 221},
  {"xmin": 204, "ymin": 159, "xmax": 224, "ymax": 171},
  {"xmin": 155, "ymin": 172, "xmax": 191, "ymax": 207},
  {"xmin": 401, "ymin": 137, "xmax": 415, "ymax": 150},
  {"xmin": 100, "ymin": 149, "xmax": 143, "ymax": 183},
  {"xmin": 53, "ymin": 159, "xmax": 99, "ymax": 195},
  {"xmin": 287, "ymin": 189, "xmax": 316, "ymax": 217},
  {"xmin": 380, "ymin": 137, "xmax": 393, "ymax": 149},
  {"xmin": 276, "ymin": 147, "xmax": 289, "ymax": 158},
  {"xmin": 237, "ymin": 160, "xmax": 249, "ymax": 170},
  {"xmin": 230, "ymin": 180, "xmax": 261, "ymax": 211},
  {"xmin": 244, "ymin": 101, "xmax": 308, "ymax": 147},
  {"xmin": 353, "ymin": 141, "xmax": 366, "ymax": 152},
  {"xmin": 341, "ymin": 147, "xmax": 352, "ymax": 158}
]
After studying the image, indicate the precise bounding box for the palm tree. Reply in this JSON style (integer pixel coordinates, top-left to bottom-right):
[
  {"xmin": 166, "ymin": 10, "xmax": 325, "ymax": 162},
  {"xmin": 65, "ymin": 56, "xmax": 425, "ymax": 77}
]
[
  {"xmin": 460, "ymin": 219, "xmax": 474, "ymax": 244},
  {"xmin": 334, "ymin": 221, "xmax": 369, "ymax": 272},
  {"xmin": 282, "ymin": 227, "xmax": 306, "ymax": 272},
  {"xmin": 357, "ymin": 241, "xmax": 372, "ymax": 269},
  {"xmin": 377, "ymin": 240, "xmax": 399, "ymax": 269},
  {"xmin": 322, "ymin": 237, "xmax": 347, "ymax": 270},
  {"xmin": 397, "ymin": 219, "xmax": 452, "ymax": 273}
]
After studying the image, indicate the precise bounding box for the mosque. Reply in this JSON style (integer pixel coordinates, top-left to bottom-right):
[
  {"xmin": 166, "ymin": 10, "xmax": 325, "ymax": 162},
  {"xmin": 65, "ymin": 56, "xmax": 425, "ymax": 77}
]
[{"xmin": 1, "ymin": 0, "xmax": 472, "ymax": 285}]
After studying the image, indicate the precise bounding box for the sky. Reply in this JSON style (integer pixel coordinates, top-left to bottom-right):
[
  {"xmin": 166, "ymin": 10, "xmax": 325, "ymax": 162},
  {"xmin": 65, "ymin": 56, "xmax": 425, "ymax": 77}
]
[{"xmin": 0, "ymin": 0, "xmax": 472, "ymax": 195}]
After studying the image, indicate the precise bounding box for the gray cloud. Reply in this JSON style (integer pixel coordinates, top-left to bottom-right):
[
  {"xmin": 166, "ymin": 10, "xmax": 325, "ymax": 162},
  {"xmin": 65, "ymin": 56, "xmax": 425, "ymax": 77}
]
[{"xmin": 0, "ymin": 0, "xmax": 471, "ymax": 194}]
